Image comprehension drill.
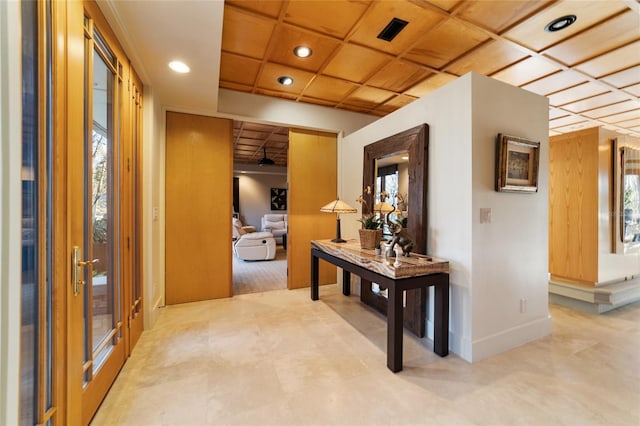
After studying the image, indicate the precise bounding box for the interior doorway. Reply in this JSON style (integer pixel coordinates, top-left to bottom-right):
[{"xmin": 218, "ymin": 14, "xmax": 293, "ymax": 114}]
[{"xmin": 232, "ymin": 121, "xmax": 289, "ymax": 295}]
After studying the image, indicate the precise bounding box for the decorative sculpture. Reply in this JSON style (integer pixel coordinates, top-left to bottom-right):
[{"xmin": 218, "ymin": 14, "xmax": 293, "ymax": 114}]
[{"xmin": 386, "ymin": 214, "xmax": 414, "ymax": 257}]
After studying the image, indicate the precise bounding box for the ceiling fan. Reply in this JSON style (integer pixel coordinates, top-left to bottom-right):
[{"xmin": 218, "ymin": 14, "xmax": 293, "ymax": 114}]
[{"xmin": 258, "ymin": 146, "xmax": 275, "ymax": 166}]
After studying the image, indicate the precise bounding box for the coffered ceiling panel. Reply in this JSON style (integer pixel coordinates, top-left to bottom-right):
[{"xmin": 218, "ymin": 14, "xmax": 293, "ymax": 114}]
[
  {"xmin": 221, "ymin": 7, "xmax": 274, "ymax": 58},
  {"xmin": 323, "ymin": 44, "xmax": 392, "ymax": 83},
  {"xmin": 626, "ymin": 83, "xmax": 640, "ymax": 97},
  {"xmin": 444, "ymin": 39, "xmax": 529, "ymax": 76},
  {"xmin": 547, "ymin": 82, "xmax": 609, "ymax": 106},
  {"xmin": 349, "ymin": 1, "xmax": 446, "ymax": 55},
  {"xmin": 574, "ymin": 41, "xmax": 640, "ymax": 78},
  {"xmin": 368, "ymin": 61, "xmax": 432, "ymax": 93},
  {"xmin": 342, "ymin": 86, "xmax": 395, "ymax": 111},
  {"xmin": 600, "ymin": 109, "xmax": 640, "ymax": 124},
  {"xmin": 562, "ymin": 92, "xmax": 632, "ymax": 114},
  {"xmin": 503, "ymin": 0, "xmax": 628, "ymax": 51},
  {"xmin": 266, "ymin": 25, "xmax": 341, "ymax": 72},
  {"xmin": 405, "ymin": 73, "xmax": 456, "ymax": 98},
  {"xmin": 601, "ymin": 66, "xmax": 640, "ymax": 89},
  {"xmin": 377, "ymin": 94, "xmax": 418, "ymax": 114},
  {"xmin": 521, "ymin": 70, "xmax": 587, "ymax": 96},
  {"xmin": 404, "ymin": 18, "xmax": 489, "ymax": 69},
  {"xmin": 216, "ymin": 0, "xmax": 640, "ymax": 163},
  {"xmin": 304, "ymin": 75, "xmax": 358, "ymax": 102},
  {"xmin": 492, "ymin": 56, "xmax": 560, "ymax": 87},
  {"xmin": 225, "ymin": 0, "xmax": 283, "ymax": 18},
  {"xmin": 283, "ymin": 0, "xmax": 371, "ymax": 38},
  {"xmin": 257, "ymin": 63, "xmax": 315, "ymax": 93},
  {"xmin": 549, "ymin": 114, "xmax": 589, "ymax": 130},
  {"xmin": 581, "ymin": 100, "xmax": 640, "ymax": 120},
  {"xmin": 453, "ymin": 0, "xmax": 554, "ymax": 34},
  {"xmin": 542, "ymin": 10, "xmax": 640, "ymax": 66},
  {"xmin": 219, "ymin": 52, "xmax": 261, "ymax": 86},
  {"xmin": 549, "ymin": 108, "xmax": 569, "ymax": 120}
]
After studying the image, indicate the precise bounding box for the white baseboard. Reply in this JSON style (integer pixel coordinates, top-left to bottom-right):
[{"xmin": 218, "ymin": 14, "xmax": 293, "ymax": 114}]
[{"xmin": 469, "ymin": 315, "xmax": 552, "ymax": 363}]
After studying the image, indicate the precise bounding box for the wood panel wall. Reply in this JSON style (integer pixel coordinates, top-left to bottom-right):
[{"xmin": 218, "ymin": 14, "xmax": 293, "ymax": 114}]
[
  {"xmin": 165, "ymin": 112, "xmax": 233, "ymax": 303},
  {"xmin": 549, "ymin": 128, "xmax": 599, "ymax": 286},
  {"xmin": 288, "ymin": 129, "xmax": 337, "ymax": 289}
]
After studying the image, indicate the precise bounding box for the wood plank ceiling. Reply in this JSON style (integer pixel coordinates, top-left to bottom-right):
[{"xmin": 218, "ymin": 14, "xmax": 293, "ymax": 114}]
[{"xmin": 224, "ymin": 0, "xmax": 640, "ymax": 167}]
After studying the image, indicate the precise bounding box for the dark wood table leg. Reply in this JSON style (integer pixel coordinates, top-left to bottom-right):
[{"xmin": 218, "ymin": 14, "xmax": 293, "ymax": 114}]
[
  {"xmin": 311, "ymin": 253, "xmax": 319, "ymax": 301},
  {"xmin": 342, "ymin": 270, "xmax": 351, "ymax": 296},
  {"xmin": 387, "ymin": 286, "xmax": 404, "ymax": 372},
  {"xmin": 433, "ymin": 274, "xmax": 449, "ymax": 357}
]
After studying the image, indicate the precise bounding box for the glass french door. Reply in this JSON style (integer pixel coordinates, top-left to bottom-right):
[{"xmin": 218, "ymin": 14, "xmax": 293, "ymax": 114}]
[
  {"xmin": 20, "ymin": 1, "xmax": 142, "ymax": 423},
  {"xmin": 75, "ymin": 12, "xmax": 127, "ymax": 424}
]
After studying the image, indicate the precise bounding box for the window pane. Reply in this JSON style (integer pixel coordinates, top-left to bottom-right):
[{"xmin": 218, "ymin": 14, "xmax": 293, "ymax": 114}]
[{"xmin": 20, "ymin": 0, "xmax": 39, "ymax": 423}]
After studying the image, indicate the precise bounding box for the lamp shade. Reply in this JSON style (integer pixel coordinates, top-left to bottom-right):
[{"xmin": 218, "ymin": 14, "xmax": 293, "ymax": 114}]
[
  {"xmin": 320, "ymin": 199, "xmax": 357, "ymax": 213},
  {"xmin": 373, "ymin": 201, "xmax": 395, "ymax": 213}
]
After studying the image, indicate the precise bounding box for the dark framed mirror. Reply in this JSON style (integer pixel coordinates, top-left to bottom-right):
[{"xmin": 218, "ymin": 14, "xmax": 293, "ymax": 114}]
[
  {"xmin": 361, "ymin": 124, "xmax": 429, "ymax": 337},
  {"xmin": 615, "ymin": 139, "xmax": 640, "ymax": 254}
]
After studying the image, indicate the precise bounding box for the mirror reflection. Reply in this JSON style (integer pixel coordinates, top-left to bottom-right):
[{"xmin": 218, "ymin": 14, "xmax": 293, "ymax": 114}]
[
  {"xmin": 375, "ymin": 152, "xmax": 409, "ymax": 235},
  {"xmin": 621, "ymin": 146, "xmax": 640, "ymax": 247}
]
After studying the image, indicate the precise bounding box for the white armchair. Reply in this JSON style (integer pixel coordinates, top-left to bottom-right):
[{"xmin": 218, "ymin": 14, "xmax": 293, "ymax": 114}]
[{"xmin": 261, "ymin": 214, "xmax": 287, "ymax": 246}]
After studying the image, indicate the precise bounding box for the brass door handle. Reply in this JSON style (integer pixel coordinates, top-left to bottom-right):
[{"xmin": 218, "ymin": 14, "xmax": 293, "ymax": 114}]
[
  {"xmin": 72, "ymin": 246, "xmax": 99, "ymax": 296},
  {"xmin": 77, "ymin": 258, "xmax": 99, "ymax": 267}
]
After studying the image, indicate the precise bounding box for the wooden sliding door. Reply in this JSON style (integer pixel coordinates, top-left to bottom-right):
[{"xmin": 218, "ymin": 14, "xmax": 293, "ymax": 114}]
[
  {"xmin": 165, "ymin": 112, "xmax": 233, "ymax": 304},
  {"xmin": 288, "ymin": 129, "xmax": 338, "ymax": 289}
]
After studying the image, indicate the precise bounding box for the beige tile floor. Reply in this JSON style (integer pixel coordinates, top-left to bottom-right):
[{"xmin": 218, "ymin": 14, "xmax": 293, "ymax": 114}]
[{"xmin": 91, "ymin": 286, "xmax": 640, "ymax": 426}]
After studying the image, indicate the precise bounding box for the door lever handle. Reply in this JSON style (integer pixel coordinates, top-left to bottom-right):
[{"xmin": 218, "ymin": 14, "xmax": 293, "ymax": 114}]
[{"xmin": 72, "ymin": 246, "xmax": 99, "ymax": 296}]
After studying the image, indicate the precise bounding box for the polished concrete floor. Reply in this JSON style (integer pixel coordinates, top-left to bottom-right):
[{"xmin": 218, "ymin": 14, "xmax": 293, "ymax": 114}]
[{"xmin": 91, "ymin": 286, "xmax": 639, "ymax": 426}]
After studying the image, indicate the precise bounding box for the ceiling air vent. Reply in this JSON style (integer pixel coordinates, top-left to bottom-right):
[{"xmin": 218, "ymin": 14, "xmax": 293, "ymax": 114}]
[{"xmin": 377, "ymin": 17, "xmax": 409, "ymax": 42}]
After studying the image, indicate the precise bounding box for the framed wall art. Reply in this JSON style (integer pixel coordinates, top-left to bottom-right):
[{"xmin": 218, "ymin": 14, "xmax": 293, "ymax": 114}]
[
  {"xmin": 270, "ymin": 188, "xmax": 287, "ymax": 210},
  {"xmin": 495, "ymin": 134, "xmax": 540, "ymax": 193}
]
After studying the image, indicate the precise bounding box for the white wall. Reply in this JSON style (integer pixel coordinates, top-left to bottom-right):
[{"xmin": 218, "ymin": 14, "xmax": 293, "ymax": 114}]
[
  {"xmin": 142, "ymin": 89, "xmax": 165, "ymax": 328},
  {"xmin": 340, "ymin": 73, "xmax": 551, "ymax": 362},
  {"xmin": 470, "ymin": 73, "xmax": 551, "ymax": 360},
  {"xmin": 0, "ymin": 0, "xmax": 22, "ymax": 422},
  {"xmin": 217, "ymin": 89, "xmax": 376, "ymax": 135},
  {"xmin": 237, "ymin": 172, "xmax": 288, "ymax": 230}
]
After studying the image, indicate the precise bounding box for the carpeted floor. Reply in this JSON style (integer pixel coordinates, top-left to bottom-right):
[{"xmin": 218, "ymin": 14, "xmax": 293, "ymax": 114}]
[{"xmin": 232, "ymin": 245, "xmax": 287, "ymax": 295}]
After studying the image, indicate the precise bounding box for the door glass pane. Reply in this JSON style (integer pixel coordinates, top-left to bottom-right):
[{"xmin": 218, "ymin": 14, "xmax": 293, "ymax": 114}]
[
  {"xmin": 21, "ymin": 0, "xmax": 54, "ymax": 422},
  {"xmin": 44, "ymin": 0, "xmax": 54, "ymax": 411},
  {"xmin": 85, "ymin": 45, "xmax": 117, "ymax": 376},
  {"xmin": 20, "ymin": 1, "xmax": 39, "ymax": 422}
]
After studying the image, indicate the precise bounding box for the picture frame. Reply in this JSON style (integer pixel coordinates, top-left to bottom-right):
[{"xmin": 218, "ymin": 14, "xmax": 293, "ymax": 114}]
[
  {"xmin": 270, "ymin": 188, "xmax": 287, "ymax": 210},
  {"xmin": 495, "ymin": 134, "xmax": 540, "ymax": 193}
]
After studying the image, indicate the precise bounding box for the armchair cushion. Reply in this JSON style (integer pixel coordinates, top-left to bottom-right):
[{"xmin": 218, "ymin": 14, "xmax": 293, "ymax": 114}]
[
  {"xmin": 261, "ymin": 214, "xmax": 287, "ymax": 244},
  {"xmin": 234, "ymin": 232, "xmax": 276, "ymax": 260}
]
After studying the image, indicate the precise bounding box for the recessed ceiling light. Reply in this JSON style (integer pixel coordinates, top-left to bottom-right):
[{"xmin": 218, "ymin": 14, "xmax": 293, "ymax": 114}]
[
  {"xmin": 168, "ymin": 60, "xmax": 190, "ymax": 74},
  {"xmin": 544, "ymin": 15, "xmax": 577, "ymax": 32},
  {"xmin": 293, "ymin": 46, "xmax": 312, "ymax": 58},
  {"xmin": 277, "ymin": 76, "xmax": 294, "ymax": 86},
  {"xmin": 401, "ymin": 156, "xmax": 409, "ymax": 160}
]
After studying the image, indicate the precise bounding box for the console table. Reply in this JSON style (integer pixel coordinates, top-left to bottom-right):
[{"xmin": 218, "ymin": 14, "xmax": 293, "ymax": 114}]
[{"xmin": 310, "ymin": 239, "xmax": 450, "ymax": 372}]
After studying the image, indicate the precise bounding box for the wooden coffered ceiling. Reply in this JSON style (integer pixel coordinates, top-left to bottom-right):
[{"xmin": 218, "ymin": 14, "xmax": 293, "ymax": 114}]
[
  {"xmin": 222, "ymin": 0, "xmax": 640, "ymax": 159},
  {"xmin": 233, "ymin": 121, "xmax": 289, "ymax": 166}
]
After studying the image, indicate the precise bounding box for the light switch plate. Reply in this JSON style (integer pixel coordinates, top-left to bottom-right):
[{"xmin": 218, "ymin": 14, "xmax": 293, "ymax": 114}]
[{"xmin": 480, "ymin": 208, "xmax": 491, "ymax": 224}]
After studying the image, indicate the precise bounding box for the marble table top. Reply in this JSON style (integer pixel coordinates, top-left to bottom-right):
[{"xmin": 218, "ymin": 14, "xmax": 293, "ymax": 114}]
[{"xmin": 311, "ymin": 239, "xmax": 449, "ymax": 279}]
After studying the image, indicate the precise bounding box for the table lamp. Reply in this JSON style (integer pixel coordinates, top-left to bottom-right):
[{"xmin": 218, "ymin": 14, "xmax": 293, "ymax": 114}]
[{"xmin": 320, "ymin": 199, "xmax": 357, "ymax": 243}]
